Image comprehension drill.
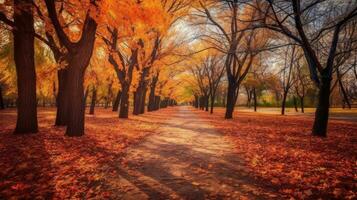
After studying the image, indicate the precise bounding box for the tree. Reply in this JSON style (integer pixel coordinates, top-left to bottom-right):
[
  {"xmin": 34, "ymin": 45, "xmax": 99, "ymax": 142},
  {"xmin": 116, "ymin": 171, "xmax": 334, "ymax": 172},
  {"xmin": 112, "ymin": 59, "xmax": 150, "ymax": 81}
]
[
  {"xmin": 0, "ymin": 0, "xmax": 38, "ymax": 133},
  {"xmin": 202, "ymin": 54, "xmax": 224, "ymax": 113},
  {"xmin": 45, "ymin": 0, "xmax": 97, "ymax": 136},
  {"xmin": 193, "ymin": 0, "xmax": 270, "ymax": 119},
  {"xmin": 280, "ymin": 46, "xmax": 297, "ymax": 115},
  {"xmin": 255, "ymin": 0, "xmax": 357, "ymax": 136}
]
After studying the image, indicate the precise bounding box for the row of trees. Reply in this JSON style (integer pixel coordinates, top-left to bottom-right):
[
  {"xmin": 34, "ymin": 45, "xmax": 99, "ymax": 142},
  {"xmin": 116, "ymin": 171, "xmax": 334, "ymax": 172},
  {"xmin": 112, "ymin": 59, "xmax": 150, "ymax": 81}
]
[
  {"xmin": 187, "ymin": 0, "xmax": 357, "ymax": 137},
  {"xmin": 0, "ymin": 0, "xmax": 356, "ymax": 138},
  {"xmin": 0, "ymin": 0, "xmax": 189, "ymax": 136}
]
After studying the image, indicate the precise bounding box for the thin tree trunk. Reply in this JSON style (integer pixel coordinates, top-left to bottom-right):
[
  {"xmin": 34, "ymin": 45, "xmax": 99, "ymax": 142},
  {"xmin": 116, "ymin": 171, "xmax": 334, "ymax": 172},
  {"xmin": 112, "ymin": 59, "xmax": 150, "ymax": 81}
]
[
  {"xmin": 83, "ymin": 85, "xmax": 89, "ymax": 109},
  {"xmin": 210, "ymin": 92, "xmax": 216, "ymax": 114},
  {"xmin": 312, "ymin": 77, "xmax": 331, "ymax": 137},
  {"xmin": 281, "ymin": 91, "xmax": 288, "ymax": 115},
  {"xmin": 300, "ymin": 96, "xmax": 305, "ymax": 113},
  {"xmin": 253, "ymin": 87, "xmax": 257, "ymax": 112},
  {"xmin": 293, "ymin": 96, "xmax": 298, "ymax": 112},
  {"xmin": 13, "ymin": 0, "xmax": 38, "ymax": 133},
  {"xmin": 89, "ymin": 86, "xmax": 96, "ymax": 115},
  {"xmin": 338, "ymin": 77, "xmax": 351, "ymax": 109}
]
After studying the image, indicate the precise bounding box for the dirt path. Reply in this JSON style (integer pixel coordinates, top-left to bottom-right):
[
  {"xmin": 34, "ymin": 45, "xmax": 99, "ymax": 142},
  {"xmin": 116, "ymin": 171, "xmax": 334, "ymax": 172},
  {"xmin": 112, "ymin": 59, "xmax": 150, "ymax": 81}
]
[{"xmin": 114, "ymin": 107, "xmax": 277, "ymax": 200}]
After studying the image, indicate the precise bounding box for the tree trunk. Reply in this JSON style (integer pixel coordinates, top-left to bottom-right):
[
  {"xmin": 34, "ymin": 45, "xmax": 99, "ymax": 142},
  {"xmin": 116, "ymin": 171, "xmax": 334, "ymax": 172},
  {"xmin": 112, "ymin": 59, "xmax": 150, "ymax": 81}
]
[
  {"xmin": 293, "ymin": 96, "xmax": 298, "ymax": 112},
  {"xmin": 205, "ymin": 95, "xmax": 209, "ymax": 111},
  {"xmin": 253, "ymin": 87, "xmax": 257, "ymax": 112},
  {"xmin": 112, "ymin": 90, "xmax": 121, "ymax": 112},
  {"xmin": 154, "ymin": 96, "xmax": 160, "ymax": 110},
  {"xmin": 140, "ymin": 86, "xmax": 147, "ymax": 114},
  {"xmin": 13, "ymin": 0, "xmax": 38, "ymax": 134},
  {"xmin": 119, "ymin": 84, "xmax": 130, "ymax": 118},
  {"xmin": 64, "ymin": 21, "xmax": 97, "ymax": 136},
  {"xmin": 245, "ymin": 87, "xmax": 251, "ymax": 108},
  {"xmin": 300, "ymin": 96, "xmax": 305, "ymax": 113},
  {"xmin": 65, "ymin": 67, "xmax": 85, "ymax": 136},
  {"xmin": 83, "ymin": 85, "xmax": 89, "ymax": 109},
  {"xmin": 312, "ymin": 77, "xmax": 331, "ymax": 137},
  {"xmin": 55, "ymin": 69, "xmax": 68, "ymax": 126},
  {"xmin": 89, "ymin": 86, "xmax": 96, "ymax": 115},
  {"xmin": 281, "ymin": 91, "xmax": 288, "ymax": 115},
  {"xmin": 225, "ymin": 81, "xmax": 237, "ymax": 119},
  {"xmin": 338, "ymin": 78, "xmax": 351, "ymax": 109},
  {"xmin": 0, "ymin": 85, "xmax": 4, "ymax": 109},
  {"xmin": 194, "ymin": 95, "xmax": 199, "ymax": 108},
  {"xmin": 210, "ymin": 93, "xmax": 216, "ymax": 114},
  {"xmin": 148, "ymin": 77, "xmax": 158, "ymax": 112}
]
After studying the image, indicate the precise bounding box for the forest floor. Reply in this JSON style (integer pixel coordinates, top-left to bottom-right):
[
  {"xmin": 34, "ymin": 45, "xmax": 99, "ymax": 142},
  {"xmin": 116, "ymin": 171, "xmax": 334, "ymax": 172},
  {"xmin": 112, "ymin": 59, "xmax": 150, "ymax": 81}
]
[
  {"xmin": 0, "ymin": 107, "xmax": 356, "ymax": 199},
  {"xmin": 234, "ymin": 107, "xmax": 357, "ymax": 121}
]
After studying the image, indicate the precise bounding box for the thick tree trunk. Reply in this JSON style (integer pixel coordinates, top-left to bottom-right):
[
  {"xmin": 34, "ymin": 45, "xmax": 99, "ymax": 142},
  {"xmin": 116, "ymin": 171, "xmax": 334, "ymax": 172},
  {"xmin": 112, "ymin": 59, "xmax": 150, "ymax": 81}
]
[
  {"xmin": 312, "ymin": 77, "xmax": 331, "ymax": 137},
  {"xmin": 0, "ymin": 85, "xmax": 4, "ymax": 109},
  {"xmin": 89, "ymin": 86, "xmax": 96, "ymax": 115},
  {"xmin": 65, "ymin": 67, "xmax": 85, "ymax": 136},
  {"xmin": 64, "ymin": 20, "xmax": 97, "ymax": 136},
  {"xmin": 112, "ymin": 90, "xmax": 121, "ymax": 112},
  {"xmin": 225, "ymin": 81, "xmax": 237, "ymax": 119},
  {"xmin": 13, "ymin": 0, "xmax": 38, "ymax": 134},
  {"xmin": 55, "ymin": 69, "xmax": 68, "ymax": 126},
  {"xmin": 119, "ymin": 84, "xmax": 130, "ymax": 118}
]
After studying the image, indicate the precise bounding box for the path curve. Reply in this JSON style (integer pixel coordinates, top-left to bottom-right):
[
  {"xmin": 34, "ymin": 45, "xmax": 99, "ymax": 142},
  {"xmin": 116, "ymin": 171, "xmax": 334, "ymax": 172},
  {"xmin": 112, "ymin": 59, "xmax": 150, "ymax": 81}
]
[{"xmin": 115, "ymin": 107, "xmax": 275, "ymax": 200}]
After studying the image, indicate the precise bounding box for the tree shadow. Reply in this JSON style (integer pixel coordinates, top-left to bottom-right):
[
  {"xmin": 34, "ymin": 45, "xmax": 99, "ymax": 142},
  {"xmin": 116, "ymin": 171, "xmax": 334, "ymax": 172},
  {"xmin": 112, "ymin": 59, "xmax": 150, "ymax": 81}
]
[{"xmin": 0, "ymin": 113, "xmax": 55, "ymax": 199}]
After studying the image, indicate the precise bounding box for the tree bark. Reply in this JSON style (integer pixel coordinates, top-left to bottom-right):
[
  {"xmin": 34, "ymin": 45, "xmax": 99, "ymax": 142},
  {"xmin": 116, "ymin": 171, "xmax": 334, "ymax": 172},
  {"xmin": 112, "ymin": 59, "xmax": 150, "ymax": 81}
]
[
  {"xmin": 140, "ymin": 86, "xmax": 147, "ymax": 114},
  {"xmin": 312, "ymin": 77, "xmax": 331, "ymax": 137},
  {"xmin": 55, "ymin": 69, "xmax": 68, "ymax": 126},
  {"xmin": 148, "ymin": 76, "xmax": 158, "ymax": 112},
  {"xmin": 133, "ymin": 68, "xmax": 149, "ymax": 115},
  {"xmin": 154, "ymin": 96, "xmax": 160, "ymax": 110},
  {"xmin": 112, "ymin": 90, "xmax": 121, "ymax": 112},
  {"xmin": 338, "ymin": 77, "xmax": 351, "ymax": 109},
  {"xmin": 0, "ymin": 85, "xmax": 4, "ymax": 109},
  {"xmin": 210, "ymin": 92, "xmax": 216, "ymax": 114},
  {"xmin": 13, "ymin": 0, "xmax": 38, "ymax": 134},
  {"xmin": 119, "ymin": 84, "xmax": 130, "ymax": 118},
  {"xmin": 293, "ymin": 96, "xmax": 298, "ymax": 112},
  {"xmin": 204, "ymin": 95, "xmax": 209, "ymax": 111},
  {"xmin": 281, "ymin": 91, "xmax": 288, "ymax": 115},
  {"xmin": 300, "ymin": 96, "xmax": 305, "ymax": 113},
  {"xmin": 89, "ymin": 86, "xmax": 96, "ymax": 115},
  {"xmin": 225, "ymin": 81, "xmax": 237, "ymax": 119},
  {"xmin": 253, "ymin": 87, "xmax": 257, "ymax": 112},
  {"xmin": 83, "ymin": 85, "xmax": 89, "ymax": 109}
]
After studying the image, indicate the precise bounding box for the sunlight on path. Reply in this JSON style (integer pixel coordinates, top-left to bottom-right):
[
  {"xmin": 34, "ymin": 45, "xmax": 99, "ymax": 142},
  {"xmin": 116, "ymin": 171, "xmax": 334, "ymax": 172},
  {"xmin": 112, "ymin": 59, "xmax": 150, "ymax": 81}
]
[{"xmin": 113, "ymin": 107, "xmax": 277, "ymax": 200}]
